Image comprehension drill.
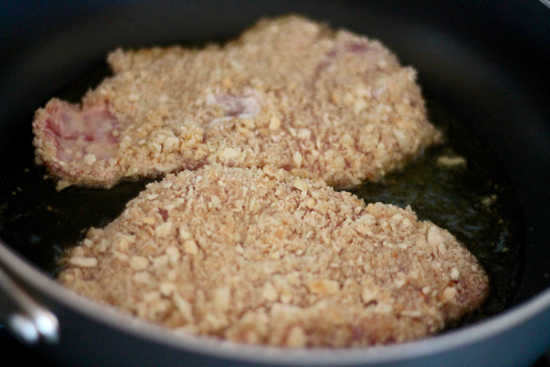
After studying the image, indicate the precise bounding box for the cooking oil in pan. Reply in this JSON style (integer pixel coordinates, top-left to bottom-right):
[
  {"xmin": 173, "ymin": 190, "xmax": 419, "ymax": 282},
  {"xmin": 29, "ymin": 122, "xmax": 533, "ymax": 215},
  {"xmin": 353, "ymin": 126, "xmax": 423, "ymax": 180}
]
[
  {"xmin": 348, "ymin": 101, "xmax": 523, "ymax": 327},
  {"xmin": 0, "ymin": 66, "xmax": 523, "ymax": 330}
]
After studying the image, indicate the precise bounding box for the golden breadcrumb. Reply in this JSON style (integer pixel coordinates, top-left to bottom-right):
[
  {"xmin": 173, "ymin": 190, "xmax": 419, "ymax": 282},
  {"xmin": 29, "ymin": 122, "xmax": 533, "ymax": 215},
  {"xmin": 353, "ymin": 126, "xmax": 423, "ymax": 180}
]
[
  {"xmin": 58, "ymin": 165, "xmax": 488, "ymax": 347},
  {"xmin": 33, "ymin": 15, "xmax": 440, "ymax": 190}
]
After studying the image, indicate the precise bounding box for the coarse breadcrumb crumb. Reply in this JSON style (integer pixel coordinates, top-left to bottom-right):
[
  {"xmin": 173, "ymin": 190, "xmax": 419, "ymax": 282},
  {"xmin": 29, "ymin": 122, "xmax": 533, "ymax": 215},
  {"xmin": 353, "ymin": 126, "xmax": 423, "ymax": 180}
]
[
  {"xmin": 58, "ymin": 165, "xmax": 489, "ymax": 348},
  {"xmin": 33, "ymin": 15, "xmax": 441, "ymax": 190}
]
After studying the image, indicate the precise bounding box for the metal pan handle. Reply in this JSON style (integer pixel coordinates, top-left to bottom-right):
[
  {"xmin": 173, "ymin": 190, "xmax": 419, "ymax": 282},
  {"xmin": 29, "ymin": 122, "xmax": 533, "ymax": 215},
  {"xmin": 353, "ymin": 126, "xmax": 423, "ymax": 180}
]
[{"xmin": 0, "ymin": 265, "xmax": 58, "ymax": 345}]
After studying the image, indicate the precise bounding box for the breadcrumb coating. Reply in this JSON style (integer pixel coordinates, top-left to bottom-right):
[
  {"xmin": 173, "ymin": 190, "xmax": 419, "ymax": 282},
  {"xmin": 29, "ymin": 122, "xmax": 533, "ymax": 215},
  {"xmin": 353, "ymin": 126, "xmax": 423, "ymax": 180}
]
[
  {"xmin": 58, "ymin": 165, "xmax": 488, "ymax": 347},
  {"xmin": 33, "ymin": 15, "xmax": 440, "ymax": 189}
]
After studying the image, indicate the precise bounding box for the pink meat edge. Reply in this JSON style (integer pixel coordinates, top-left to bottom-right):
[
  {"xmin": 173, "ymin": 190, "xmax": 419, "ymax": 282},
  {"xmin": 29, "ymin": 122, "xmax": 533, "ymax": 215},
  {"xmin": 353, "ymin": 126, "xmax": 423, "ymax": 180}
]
[{"xmin": 32, "ymin": 98, "xmax": 124, "ymax": 190}]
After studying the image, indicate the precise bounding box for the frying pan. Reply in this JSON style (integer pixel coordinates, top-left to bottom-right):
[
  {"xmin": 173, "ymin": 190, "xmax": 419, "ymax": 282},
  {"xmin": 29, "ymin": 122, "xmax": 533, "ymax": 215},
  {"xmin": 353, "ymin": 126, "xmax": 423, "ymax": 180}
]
[{"xmin": 1, "ymin": 0, "xmax": 550, "ymax": 366}]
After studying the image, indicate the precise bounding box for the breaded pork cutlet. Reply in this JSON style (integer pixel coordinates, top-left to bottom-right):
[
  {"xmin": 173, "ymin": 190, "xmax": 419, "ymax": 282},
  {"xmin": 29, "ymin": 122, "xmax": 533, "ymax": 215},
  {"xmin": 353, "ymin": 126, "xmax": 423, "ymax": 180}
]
[
  {"xmin": 58, "ymin": 165, "xmax": 488, "ymax": 347},
  {"xmin": 33, "ymin": 16, "xmax": 440, "ymax": 190}
]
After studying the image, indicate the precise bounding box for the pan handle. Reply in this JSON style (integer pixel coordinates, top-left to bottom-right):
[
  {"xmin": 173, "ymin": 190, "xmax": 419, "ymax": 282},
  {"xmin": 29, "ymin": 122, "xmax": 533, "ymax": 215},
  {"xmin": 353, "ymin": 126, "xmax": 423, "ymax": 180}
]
[{"xmin": 0, "ymin": 265, "xmax": 59, "ymax": 345}]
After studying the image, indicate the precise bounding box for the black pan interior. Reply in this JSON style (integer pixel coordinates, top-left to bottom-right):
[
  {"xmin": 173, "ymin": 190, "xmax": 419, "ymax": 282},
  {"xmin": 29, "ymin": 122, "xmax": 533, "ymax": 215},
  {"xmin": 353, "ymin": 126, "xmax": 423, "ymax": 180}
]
[{"xmin": 0, "ymin": 0, "xmax": 549, "ymax": 326}]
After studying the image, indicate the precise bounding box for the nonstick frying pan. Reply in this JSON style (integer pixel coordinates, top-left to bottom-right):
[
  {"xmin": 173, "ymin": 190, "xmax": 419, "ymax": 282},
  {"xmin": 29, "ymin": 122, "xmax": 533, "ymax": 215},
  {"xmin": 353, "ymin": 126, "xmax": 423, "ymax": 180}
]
[{"xmin": 1, "ymin": 1, "xmax": 550, "ymax": 366}]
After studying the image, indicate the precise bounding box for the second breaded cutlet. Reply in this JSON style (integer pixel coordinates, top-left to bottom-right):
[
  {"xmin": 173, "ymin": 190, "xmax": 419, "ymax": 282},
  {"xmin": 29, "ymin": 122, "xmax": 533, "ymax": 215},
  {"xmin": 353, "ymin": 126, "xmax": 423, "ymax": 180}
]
[{"xmin": 33, "ymin": 15, "xmax": 441, "ymax": 189}]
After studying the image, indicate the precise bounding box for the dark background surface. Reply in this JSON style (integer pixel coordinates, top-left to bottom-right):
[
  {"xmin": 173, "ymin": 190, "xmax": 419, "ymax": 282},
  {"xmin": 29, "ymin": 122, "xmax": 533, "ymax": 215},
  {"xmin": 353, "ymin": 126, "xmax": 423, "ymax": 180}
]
[{"xmin": 1, "ymin": 326, "xmax": 550, "ymax": 367}]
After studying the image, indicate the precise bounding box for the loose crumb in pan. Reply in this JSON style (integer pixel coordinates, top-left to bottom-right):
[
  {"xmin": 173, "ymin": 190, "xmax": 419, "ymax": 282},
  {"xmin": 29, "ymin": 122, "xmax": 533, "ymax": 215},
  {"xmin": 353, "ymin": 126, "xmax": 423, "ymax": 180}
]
[
  {"xmin": 33, "ymin": 15, "xmax": 440, "ymax": 190},
  {"xmin": 58, "ymin": 165, "xmax": 489, "ymax": 347}
]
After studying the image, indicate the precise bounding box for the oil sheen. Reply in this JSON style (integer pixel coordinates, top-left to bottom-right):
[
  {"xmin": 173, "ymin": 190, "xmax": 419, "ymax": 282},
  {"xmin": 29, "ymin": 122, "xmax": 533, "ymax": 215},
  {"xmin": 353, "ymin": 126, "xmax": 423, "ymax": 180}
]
[
  {"xmin": 348, "ymin": 101, "xmax": 523, "ymax": 327},
  {"xmin": 0, "ymin": 66, "xmax": 523, "ymax": 331}
]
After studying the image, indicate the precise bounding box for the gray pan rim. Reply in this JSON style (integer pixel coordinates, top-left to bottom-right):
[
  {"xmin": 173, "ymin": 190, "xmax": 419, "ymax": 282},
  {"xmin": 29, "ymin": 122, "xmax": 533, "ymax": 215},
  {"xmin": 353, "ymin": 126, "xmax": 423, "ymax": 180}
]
[{"xmin": 1, "ymin": 239, "xmax": 550, "ymax": 365}]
